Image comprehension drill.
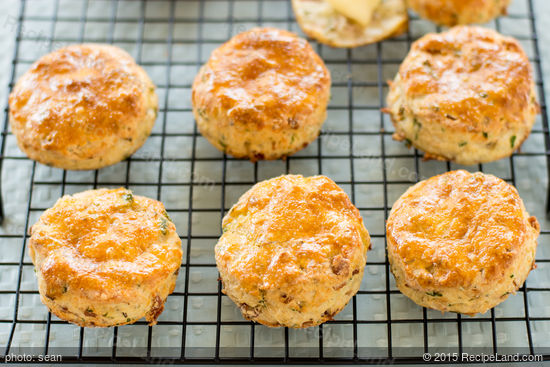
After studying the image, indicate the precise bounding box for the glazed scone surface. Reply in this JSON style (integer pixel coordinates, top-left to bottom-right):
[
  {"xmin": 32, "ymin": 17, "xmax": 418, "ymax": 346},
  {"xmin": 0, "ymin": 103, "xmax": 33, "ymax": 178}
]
[
  {"xmin": 292, "ymin": 0, "xmax": 408, "ymax": 48},
  {"xmin": 386, "ymin": 170, "xmax": 540, "ymax": 315},
  {"xmin": 29, "ymin": 188, "xmax": 182, "ymax": 327},
  {"xmin": 215, "ymin": 175, "xmax": 370, "ymax": 327},
  {"xmin": 407, "ymin": 0, "xmax": 511, "ymax": 26},
  {"xmin": 386, "ymin": 26, "xmax": 538, "ymax": 165},
  {"xmin": 192, "ymin": 28, "xmax": 331, "ymax": 161},
  {"xmin": 9, "ymin": 44, "xmax": 158, "ymax": 170}
]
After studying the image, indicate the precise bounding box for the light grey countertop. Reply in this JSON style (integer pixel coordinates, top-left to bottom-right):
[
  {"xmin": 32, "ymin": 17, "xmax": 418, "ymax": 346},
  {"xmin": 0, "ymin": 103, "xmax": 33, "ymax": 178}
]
[{"xmin": 0, "ymin": 1, "xmax": 548, "ymax": 366}]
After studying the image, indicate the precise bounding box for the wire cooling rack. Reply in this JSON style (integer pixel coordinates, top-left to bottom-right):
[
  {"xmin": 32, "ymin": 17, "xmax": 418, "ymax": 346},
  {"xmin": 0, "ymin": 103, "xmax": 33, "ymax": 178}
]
[{"xmin": 0, "ymin": 0, "xmax": 549, "ymax": 364}]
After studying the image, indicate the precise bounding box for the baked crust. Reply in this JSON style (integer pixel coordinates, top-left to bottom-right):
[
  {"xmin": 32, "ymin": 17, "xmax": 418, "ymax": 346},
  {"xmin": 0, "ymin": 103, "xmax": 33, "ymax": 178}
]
[
  {"xmin": 192, "ymin": 28, "xmax": 331, "ymax": 161},
  {"xmin": 9, "ymin": 44, "xmax": 158, "ymax": 170},
  {"xmin": 29, "ymin": 188, "xmax": 182, "ymax": 327},
  {"xmin": 386, "ymin": 26, "xmax": 538, "ymax": 165},
  {"xmin": 292, "ymin": 0, "xmax": 408, "ymax": 48},
  {"xmin": 215, "ymin": 175, "xmax": 370, "ymax": 327},
  {"xmin": 407, "ymin": 0, "xmax": 511, "ymax": 26},
  {"xmin": 386, "ymin": 170, "xmax": 540, "ymax": 315}
]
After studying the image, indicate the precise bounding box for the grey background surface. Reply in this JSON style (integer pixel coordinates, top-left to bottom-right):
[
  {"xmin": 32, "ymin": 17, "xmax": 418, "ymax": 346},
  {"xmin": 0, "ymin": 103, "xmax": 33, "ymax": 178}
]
[{"xmin": 0, "ymin": 0, "xmax": 549, "ymax": 365}]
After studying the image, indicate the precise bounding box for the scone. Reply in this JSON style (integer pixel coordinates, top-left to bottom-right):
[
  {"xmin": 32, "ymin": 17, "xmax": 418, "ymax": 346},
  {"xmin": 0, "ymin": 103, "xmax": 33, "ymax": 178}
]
[
  {"xmin": 29, "ymin": 188, "xmax": 182, "ymax": 327},
  {"xmin": 9, "ymin": 44, "xmax": 158, "ymax": 170},
  {"xmin": 386, "ymin": 170, "xmax": 540, "ymax": 315},
  {"xmin": 292, "ymin": 0, "xmax": 408, "ymax": 48},
  {"xmin": 407, "ymin": 0, "xmax": 511, "ymax": 26},
  {"xmin": 386, "ymin": 26, "xmax": 538, "ymax": 165},
  {"xmin": 192, "ymin": 28, "xmax": 331, "ymax": 161},
  {"xmin": 215, "ymin": 175, "xmax": 370, "ymax": 327}
]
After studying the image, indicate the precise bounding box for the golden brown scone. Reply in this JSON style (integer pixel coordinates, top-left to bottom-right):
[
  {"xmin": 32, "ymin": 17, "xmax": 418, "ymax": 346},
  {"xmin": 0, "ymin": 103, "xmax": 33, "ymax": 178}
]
[
  {"xmin": 407, "ymin": 0, "xmax": 511, "ymax": 26},
  {"xmin": 29, "ymin": 188, "xmax": 182, "ymax": 327},
  {"xmin": 386, "ymin": 26, "xmax": 538, "ymax": 165},
  {"xmin": 292, "ymin": 0, "xmax": 408, "ymax": 48},
  {"xmin": 215, "ymin": 175, "xmax": 370, "ymax": 328},
  {"xmin": 387, "ymin": 170, "xmax": 540, "ymax": 315},
  {"xmin": 9, "ymin": 44, "xmax": 158, "ymax": 170},
  {"xmin": 192, "ymin": 28, "xmax": 331, "ymax": 161}
]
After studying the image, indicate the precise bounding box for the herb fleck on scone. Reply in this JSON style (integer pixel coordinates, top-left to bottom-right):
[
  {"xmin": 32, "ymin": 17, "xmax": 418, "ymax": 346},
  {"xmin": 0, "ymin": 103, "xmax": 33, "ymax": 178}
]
[
  {"xmin": 387, "ymin": 170, "xmax": 539, "ymax": 315},
  {"xmin": 386, "ymin": 26, "xmax": 538, "ymax": 165},
  {"xmin": 215, "ymin": 175, "xmax": 370, "ymax": 328},
  {"xmin": 29, "ymin": 188, "xmax": 182, "ymax": 327},
  {"xmin": 192, "ymin": 28, "xmax": 331, "ymax": 162}
]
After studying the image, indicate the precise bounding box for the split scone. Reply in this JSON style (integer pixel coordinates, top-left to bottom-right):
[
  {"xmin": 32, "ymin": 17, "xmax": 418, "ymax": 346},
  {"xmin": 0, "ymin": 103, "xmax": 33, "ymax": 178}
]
[
  {"xmin": 292, "ymin": 0, "xmax": 408, "ymax": 48},
  {"xmin": 407, "ymin": 0, "xmax": 511, "ymax": 26},
  {"xmin": 386, "ymin": 170, "xmax": 540, "ymax": 315},
  {"xmin": 386, "ymin": 26, "xmax": 538, "ymax": 165},
  {"xmin": 29, "ymin": 188, "xmax": 182, "ymax": 327},
  {"xmin": 192, "ymin": 28, "xmax": 331, "ymax": 161},
  {"xmin": 9, "ymin": 44, "xmax": 158, "ymax": 170},
  {"xmin": 215, "ymin": 175, "xmax": 370, "ymax": 327}
]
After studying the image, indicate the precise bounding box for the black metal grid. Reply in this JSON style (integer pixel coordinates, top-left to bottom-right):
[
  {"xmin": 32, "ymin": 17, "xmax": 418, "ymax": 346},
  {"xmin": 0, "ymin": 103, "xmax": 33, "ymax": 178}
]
[{"xmin": 0, "ymin": 0, "xmax": 549, "ymax": 364}]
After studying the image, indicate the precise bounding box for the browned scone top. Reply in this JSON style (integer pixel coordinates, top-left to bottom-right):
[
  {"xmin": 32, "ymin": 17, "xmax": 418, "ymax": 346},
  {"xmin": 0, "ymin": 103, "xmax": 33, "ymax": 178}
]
[
  {"xmin": 192, "ymin": 28, "xmax": 331, "ymax": 161},
  {"xmin": 386, "ymin": 26, "xmax": 538, "ymax": 165},
  {"xmin": 29, "ymin": 188, "xmax": 182, "ymax": 327},
  {"xmin": 9, "ymin": 44, "xmax": 158, "ymax": 170},
  {"xmin": 215, "ymin": 175, "xmax": 370, "ymax": 328},
  {"xmin": 407, "ymin": 0, "xmax": 511, "ymax": 26},
  {"xmin": 386, "ymin": 170, "xmax": 539, "ymax": 315}
]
